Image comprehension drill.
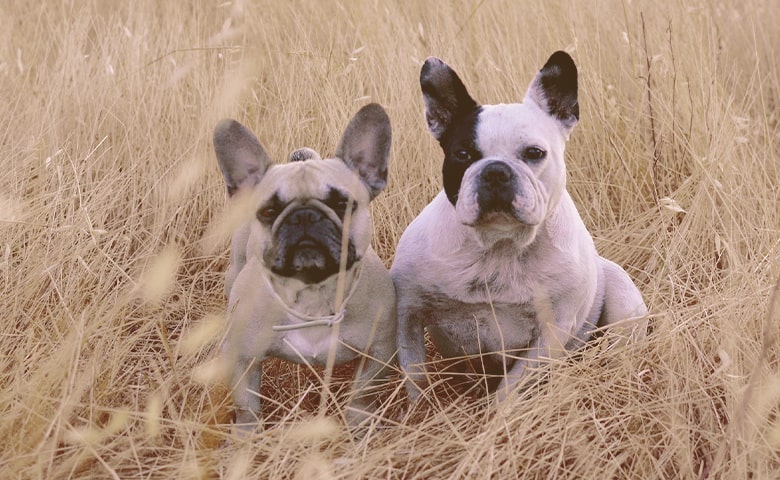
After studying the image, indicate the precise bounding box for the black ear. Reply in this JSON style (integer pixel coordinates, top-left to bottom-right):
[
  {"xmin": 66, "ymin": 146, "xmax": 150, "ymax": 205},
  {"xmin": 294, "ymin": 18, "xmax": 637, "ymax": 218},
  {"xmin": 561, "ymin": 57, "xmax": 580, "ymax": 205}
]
[
  {"xmin": 420, "ymin": 57, "xmax": 479, "ymax": 140},
  {"xmin": 213, "ymin": 119, "xmax": 273, "ymax": 196},
  {"xmin": 335, "ymin": 103, "xmax": 392, "ymax": 200},
  {"xmin": 524, "ymin": 51, "xmax": 579, "ymax": 134}
]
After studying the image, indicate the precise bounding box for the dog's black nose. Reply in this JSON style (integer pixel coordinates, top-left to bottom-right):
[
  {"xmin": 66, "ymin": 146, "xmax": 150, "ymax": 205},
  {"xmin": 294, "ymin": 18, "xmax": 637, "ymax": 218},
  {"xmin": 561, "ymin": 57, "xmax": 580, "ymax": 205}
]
[
  {"xmin": 476, "ymin": 161, "xmax": 516, "ymax": 217},
  {"xmin": 287, "ymin": 207, "xmax": 324, "ymax": 226},
  {"xmin": 480, "ymin": 162, "xmax": 512, "ymax": 188}
]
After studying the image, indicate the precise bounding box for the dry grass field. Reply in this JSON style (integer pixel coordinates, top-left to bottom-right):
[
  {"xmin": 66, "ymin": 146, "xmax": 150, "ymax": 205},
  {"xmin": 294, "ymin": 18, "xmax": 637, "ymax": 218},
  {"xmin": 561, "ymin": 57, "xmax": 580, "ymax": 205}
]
[{"xmin": 1, "ymin": 0, "xmax": 779, "ymax": 478}]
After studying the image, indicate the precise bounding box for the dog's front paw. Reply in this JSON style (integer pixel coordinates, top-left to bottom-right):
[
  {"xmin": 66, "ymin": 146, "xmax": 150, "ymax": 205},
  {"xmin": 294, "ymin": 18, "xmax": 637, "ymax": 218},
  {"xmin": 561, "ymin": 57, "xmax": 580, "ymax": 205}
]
[
  {"xmin": 404, "ymin": 377, "xmax": 430, "ymax": 404},
  {"xmin": 232, "ymin": 408, "xmax": 262, "ymax": 437},
  {"xmin": 344, "ymin": 408, "xmax": 375, "ymax": 440}
]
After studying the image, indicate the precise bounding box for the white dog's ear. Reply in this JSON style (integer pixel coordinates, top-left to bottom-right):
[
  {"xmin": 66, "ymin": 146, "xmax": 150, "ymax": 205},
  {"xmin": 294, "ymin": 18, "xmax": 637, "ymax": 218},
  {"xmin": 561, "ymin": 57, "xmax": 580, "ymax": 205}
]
[
  {"xmin": 524, "ymin": 51, "xmax": 579, "ymax": 135},
  {"xmin": 335, "ymin": 103, "xmax": 392, "ymax": 200},
  {"xmin": 213, "ymin": 119, "xmax": 273, "ymax": 196},
  {"xmin": 420, "ymin": 57, "xmax": 479, "ymax": 140}
]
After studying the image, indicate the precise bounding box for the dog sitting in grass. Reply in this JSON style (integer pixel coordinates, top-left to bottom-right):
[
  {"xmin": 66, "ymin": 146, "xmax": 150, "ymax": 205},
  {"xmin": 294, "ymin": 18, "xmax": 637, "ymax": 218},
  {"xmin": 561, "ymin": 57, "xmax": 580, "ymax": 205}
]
[
  {"xmin": 392, "ymin": 52, "xmax": 648, "ymax": 402},
  {"xmin": 213, "ymin": 103, "xmax": 396, "ymax": 430}
]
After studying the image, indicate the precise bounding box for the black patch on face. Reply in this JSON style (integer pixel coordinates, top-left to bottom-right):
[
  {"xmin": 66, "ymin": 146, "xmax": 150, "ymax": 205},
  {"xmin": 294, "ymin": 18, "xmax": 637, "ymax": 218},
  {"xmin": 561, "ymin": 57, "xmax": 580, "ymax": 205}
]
[
  {"xmin": 264, "ymin": 205, "xmax": 357, "ymax": 284},
  {"xmin": 438, "ymin": 106, "xmax": 483, "ymax": 205},
  {"xmin": 323, "ymin": 187, "xmax": 355, "ymax": 221},
  {"xmin": 256, "ymin": 193, "xmax": 284, "ymax": 225}
]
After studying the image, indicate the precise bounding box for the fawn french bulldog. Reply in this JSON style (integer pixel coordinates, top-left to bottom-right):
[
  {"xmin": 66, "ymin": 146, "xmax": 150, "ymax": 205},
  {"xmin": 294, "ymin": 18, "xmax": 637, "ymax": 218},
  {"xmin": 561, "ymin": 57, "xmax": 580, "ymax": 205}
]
[{"xmin": 214, "ymin": 103, "xmax": 396, "ymax": 429}]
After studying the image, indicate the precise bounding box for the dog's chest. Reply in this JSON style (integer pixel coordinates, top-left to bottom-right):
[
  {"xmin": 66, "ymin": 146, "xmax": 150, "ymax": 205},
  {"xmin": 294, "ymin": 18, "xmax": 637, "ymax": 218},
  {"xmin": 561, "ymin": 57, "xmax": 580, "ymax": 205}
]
[
  {"xmin": 261, "ymin": 284, "xmax": 355, "ymax": 363},
  {"xmin": 417, "ymin": 290, "xmax": 540, "ymax": 356},
  {"xmin": 272, "ymin": 323, "xmax": 352, "ymax": 364}
]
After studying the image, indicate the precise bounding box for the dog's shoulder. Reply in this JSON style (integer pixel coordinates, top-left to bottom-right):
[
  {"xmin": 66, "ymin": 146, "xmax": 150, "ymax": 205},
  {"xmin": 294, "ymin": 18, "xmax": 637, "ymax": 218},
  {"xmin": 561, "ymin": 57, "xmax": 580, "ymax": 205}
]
[
  {"xmin": 541, "ymin": 191, "xmax": 596, "ymax": 254},
  {"xmin": 344, "ymin": 247, "xmax": 396, "ymax": 340},
  {"xmin": 394, "ymin": 192, "xmax": 460, "ymax": 251},
  {"xmin": 391, "ymin": 192, "xmax": 463, "ymax": 281},
  {"xmin": 354, "ymin": 247, "xmax": 395, "ymax": 304}
]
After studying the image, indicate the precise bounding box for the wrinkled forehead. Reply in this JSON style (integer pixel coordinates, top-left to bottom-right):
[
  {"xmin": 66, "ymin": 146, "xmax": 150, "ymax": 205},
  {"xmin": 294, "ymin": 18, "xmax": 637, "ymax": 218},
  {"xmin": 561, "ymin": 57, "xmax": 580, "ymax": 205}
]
[
  {"xmin": 475, "ymin": 103, "xmax": 563, "ymax": 155},
  {"xmin": 259, "ymin": 158, "xmax": 367, "ymax": 202}
]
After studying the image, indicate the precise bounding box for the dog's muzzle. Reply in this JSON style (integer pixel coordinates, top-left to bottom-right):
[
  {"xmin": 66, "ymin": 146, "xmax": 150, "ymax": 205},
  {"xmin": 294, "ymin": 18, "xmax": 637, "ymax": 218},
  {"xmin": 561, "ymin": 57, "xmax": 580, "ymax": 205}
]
[
  {"xmin": 459, "ymin": 159, "xmax": 544, "ymax": 228},
  {"xmin": 264, "ymin": 200, "xmax": 357, "ymax": 284},
  {"xmin": 476, "ymin": 161, "xmax": 517, "ymax": 216}
]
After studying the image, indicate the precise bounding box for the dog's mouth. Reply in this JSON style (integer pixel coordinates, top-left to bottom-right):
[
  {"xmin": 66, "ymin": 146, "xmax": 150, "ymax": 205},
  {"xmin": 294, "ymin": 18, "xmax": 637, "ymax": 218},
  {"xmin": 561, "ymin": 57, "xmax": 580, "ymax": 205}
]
[
  {"xmin": 286, "ymin": 239, "xmax": 339, "ymax": 283},
  {"xmin": 269, "ymin": 237, "xmax": 348, "ymax": 284},
  {"xmin": 471, "ymin": 185, "xmax": 547, "ymax": 228},
  {"xmin": 464, "ymin": 203, "xmax": 542, "ymax": 229},
  {"xmin": 264, "ymin": 206, "xmax": 358, "ymax": 284},
  {"xmin": 471, "ymin": 210, "xmax": 523, "ymax": 226}
]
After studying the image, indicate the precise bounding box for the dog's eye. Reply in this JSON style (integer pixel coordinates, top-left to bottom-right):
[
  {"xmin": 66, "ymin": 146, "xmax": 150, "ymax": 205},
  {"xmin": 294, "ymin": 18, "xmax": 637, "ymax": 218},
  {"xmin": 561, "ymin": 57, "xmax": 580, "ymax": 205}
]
[
  {"xmin": 454, "ymin": 148, "xmax": 472, "ymax": 161},
  {"xmin": 257, "ymin": 206, "xmax": 278, "ymax": 221},
  {"xmin": 523, "ymin": 147, "xmax": 546, "ymax": 161},
  {"xmin": 325, "ymin": 189, "xmax": 354, "ymax": 219},
  {"xmin": 337, "ymin": 198, "xmax": 356, "ymax": 217}
]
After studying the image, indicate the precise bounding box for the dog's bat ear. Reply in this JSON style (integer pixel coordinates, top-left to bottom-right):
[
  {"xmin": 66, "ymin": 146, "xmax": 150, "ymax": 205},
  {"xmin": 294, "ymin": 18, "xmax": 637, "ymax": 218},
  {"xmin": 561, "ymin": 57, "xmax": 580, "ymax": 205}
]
[
  {"xmin": 524, "ymin": 51, "xmax": 579, "ymax": 136},
  {"xmin": 420, "ymin": 57, "xmax": 478, "ymax": 141},
  {"xmin": 213, "ymin": 119, "xmax": 273, "ymax": 196},
  {"xmin": 335, "ymin": 103, "xmax": 392, "ymax": 200}
]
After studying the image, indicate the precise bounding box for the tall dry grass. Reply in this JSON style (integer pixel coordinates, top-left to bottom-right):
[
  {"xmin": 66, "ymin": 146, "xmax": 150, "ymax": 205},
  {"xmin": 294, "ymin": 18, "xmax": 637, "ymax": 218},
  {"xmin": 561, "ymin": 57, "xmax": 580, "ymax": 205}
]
[{"xmin": 1, "ymin": 0, "xmax": 778, "ymax": 478}]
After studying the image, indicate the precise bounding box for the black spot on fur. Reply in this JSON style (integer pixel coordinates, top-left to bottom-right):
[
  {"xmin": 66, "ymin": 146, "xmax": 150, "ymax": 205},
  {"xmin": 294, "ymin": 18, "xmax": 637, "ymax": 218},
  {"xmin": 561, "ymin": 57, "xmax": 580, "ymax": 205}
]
[{"xmin": 439, "ymin": 107, "xmax": 483, "ymax": 205}]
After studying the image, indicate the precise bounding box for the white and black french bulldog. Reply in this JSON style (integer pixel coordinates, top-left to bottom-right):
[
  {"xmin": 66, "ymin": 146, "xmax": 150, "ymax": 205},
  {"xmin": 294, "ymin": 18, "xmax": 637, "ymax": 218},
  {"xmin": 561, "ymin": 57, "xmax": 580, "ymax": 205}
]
[
  {"xmin": 213, "ymin": 103, "xmax": 396, "ymax": 429},
  {"xmin": 391, "ymin": 52, "xmax": 648, "ymax": 402}
]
